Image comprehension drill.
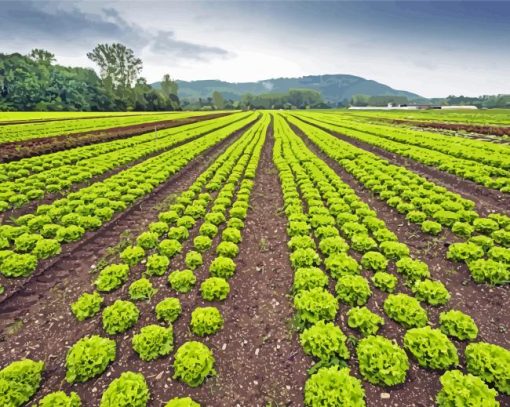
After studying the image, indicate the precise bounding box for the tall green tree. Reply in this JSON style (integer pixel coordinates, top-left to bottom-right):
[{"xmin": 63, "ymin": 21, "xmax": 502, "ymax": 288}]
[{"xmin": 212, "ymin": 91, "xmax": 225, "ymax": 109}]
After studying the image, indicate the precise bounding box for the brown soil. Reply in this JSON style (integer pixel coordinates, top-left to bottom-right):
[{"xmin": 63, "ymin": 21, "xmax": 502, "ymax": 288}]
[
  {"xmin": 0, "ymin": 113, "xmax": 231, "ymax": 162},
  {"xmin": 291, "ymin": 121, "xmax": 510, "ymax": 406},
  {"xmin": 0, "ymin": 113, "xmax": 152, "ymax": 126},
  {"xmin": 298, "ymin": 117, "xmax": 510, "ymax": 215}
]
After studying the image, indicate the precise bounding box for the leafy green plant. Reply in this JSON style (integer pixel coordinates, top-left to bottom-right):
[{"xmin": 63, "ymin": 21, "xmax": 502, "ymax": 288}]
[
  {"xmin": 293, "ymin": 267, "xmax": 329, "ymax": 293},
  {"xmin": 65, "ymin": 335, "xmax": 116, "ymax": 383},
  {"xmin": 199, "ymin": 222, "xmax": 218, "ymax": 238},
  {"xmin": 168, "ymin": 226, "xmax": 189, "ymax": 242},
  {"xmin": 102, "ymin": 300, "xmax": 140, "ymax": 335},
  {"xmin": 404, "ymin": 326, "xmax": 458, "ymax": 370},
  {"xmin": 99, "ymin": 371, "xmax": 150, "ymax": 407},
  {"xmin": 215, "ymin": 242, "xmax": 239, "ymax": 259},
  {"xmin": 473, "ymin": 218, "xmax": 499, "ymax": 234},
  {"xmin": 94, "ymin": 264, "xmax": 129, "ymax": 292},
  {"xmin": 406, "ymin": 210, "xmax": 427, "ymax": 224},
  {"xmin": 0, "ymin": 359, "xmax": 44, "ymax": 407},
  {"xmin": 0, "ymin": 253, "xmax": 37, "ymax": 277},
  {"xmin": 168, "ymin": 269, "xmax": 197, "ymax": 293},
  {"xmin": 71, "ymin": 291, "xmax": 103, "ymax": 321},
  {"xmin": 324, "ymin": 253, "xmax": 360, "ymax": 278},
  {"xmin": 155, "ymin": 297, "xmax": 182, "ymax": 323},
  {"xmin": 209, "ymin": 256, "xmax": 236, "ymax": 279},
  {"xmin": 290, "ymin": 248, "xmax": 321, "ymax": 269},
  {"xmin": 347, "ymin": 306, "xmax": 384, "ymax": 336},
  {"xmin": 145, "ymin": 254, "xmax": 169, "ymax": 277},
  {"xmin": 468, "ymin": 235, "xmax": 494, "ymax": 252},
  {"xmin": 395, "ymin": 257, "xmax": 430, "ymax": 282},
  {"xmin": 467, "ymin": 259, "xmax": 509, "ymax": 285},
  {"xmin": 193, "ymin": 235, "xmax": 212, "ymax": 252},
  {"xmin": 132, "ymin": 324, "xmax": 174, "ymax": 361},
  {"xmin": 185, "ymin": 251, "xmax": 203, "ymax": 270},
  {"xmin": 318, "ymin": 236, "xmax": 348, "ymax": 256},
  {"xmin": 466, "ymin": 342, "xmax": 510, "ymax": 394},
  {"xmin": 300, "ymin": 321, "xmax": 349, "ymax": 361},
  {"xmin": 129, "ymin": 278, "xmax": 156, "ymax": 301},
  {"xmin": 383, "ymin": 293, "xmax": 428, "ymax": 329},
  {"xmin": 335, "ymin": 275, "xmax": 371, "ymax": 306},
  {"xmin": 447, "ymin": 242, "xmax": 484, "ymax": 262},
  {"xmin": 173, "ymin": 341, "xmax": 216, "ymax": 387},
  {"xmin": 439, "ymin": 310, "xmax": 478, "ymax": 341},
  {"xmin": 421, "ymin": 220, "xmax": 442, "ymax": 235},
  {"xmin": 38, "ymin": 391, "xmax": 81, "ymax": 407},
  {"xmin": 120, "ymin": 245, "xmax": 145, "ymax": 267},
  {"xmin": 379, "ymin": 241, "xmax": 410, "ymax": 260},
  {"xmin": 159, "ymin": 239, "xmax": 182, "ymax": 258},
  {"xmin": 164, "ymin": 397, "xmax": 200, "ymax": 407},
  {"xmin": 136, "ymin": 231, "xmax": 159, "ymax": 250},
  {"xmin": 200, "ymin": 277, "xmax": 230, "ymax": 301},
  {"xmin": 293, "ymin": 287, "xmax": 338, "ymax": 326},
  {"xmin": 14, "ymin": 233, "xmax": 42, "ymax": 253},
  {"xmin": 357, "ymin": 335, "xmax": 409, "ymax": 386},
  {"xmin": 304, "ymin": 366, "xmax": 365, "ymax": 407},
  {"xmin": 436, "ymin": 370, "xmax": 499, "ymax": 407},
  {"xmin": 222, "ymin": 227, "xmax": 241, "ymax": 244},
  {"xmin": 371, "ymin": 271, "xmax": 398, "ymax": 293},
  {"xmin": 351, "ymin": 233, "xmax": 377, "ymax": 253},
  {"xmin": 412, "ymin": 279, "xmax": 450, "ymax": 306},
  {"xmin": 148, "ymin": 221, "xmax": 169, "ymax": 237},
  {"xmin": 32, "ymin": 238, "xmax": 61, "ymax": 259},
  {"xmin": 451, "ymin": 222, "xmax": 474, "ymax": 238},
  {"xmin": 190, "ymin": 307, "xmax": 224, "ymax": 336},
  {"xmin": 360, "ymin": 251, "xmax": 388, "ymax": 272}
]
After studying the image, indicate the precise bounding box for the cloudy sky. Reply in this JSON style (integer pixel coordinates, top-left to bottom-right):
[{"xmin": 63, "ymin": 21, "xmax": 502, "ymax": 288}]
[{"xmin": 2, "ymin": 0, "xmax": 509, "ymax": 97}]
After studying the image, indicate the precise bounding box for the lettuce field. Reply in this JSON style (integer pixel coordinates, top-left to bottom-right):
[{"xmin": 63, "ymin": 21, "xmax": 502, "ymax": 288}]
[{"xmin": 0, "ymin": 110, "xmax": 509, "ymax": 406}]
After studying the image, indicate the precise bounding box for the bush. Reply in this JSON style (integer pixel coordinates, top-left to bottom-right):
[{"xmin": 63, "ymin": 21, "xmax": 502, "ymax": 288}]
[
  {"xmin": 136, "ymin": 232, "xmax": 159, "ymax": 250},
  {"xmin": 412, "ymin": 279, "xmax": 450, "ymax": 306},
  {"xmin": 360, "ymin": 251, "xmax": 388, "ymax": 272},
  {"xmin": 215, "ymin": 241, "xmax": 239, "ymax": 258},
  {"xmin": 38, "ymin": 391, "xmax": 81, "ymax": 407},
  {"xmin": 467, "ymin": 259, "xmax": 509, "ymax": 285},
  {"xmin": 335, "ymin": 275, "xmax": 371, "ymax": 306},
  {"xmin": 0, "ymin": 359, "xmax": 44, "ymax": 407},
  {"xmin": 421, "ymin": 220, "xmax": 442, "ymax": 235},
  {"xmin": 404, "ymin": 326, "xmax": 458, "ymax": 370},
  {"xmin": 200, "ymin": 277, "xmax": 230, "ymax": 301},
  {"xmin": 100, "ymin": 371, "xmax": 149, "ymax": 407},
  {"xmin": 466, "ymin": 342, "xmax": 510, "ymax": 394},
  {"xmin": 357, "ymin": 335, "xmax": 409, "ymax": 386},
  {"xmin": 164, "ymin": 397, "xmax": 200, "ymax": 407},
  {"xmin": 71, "ymin": 291, "xmax": 103, "ymax": 321},
  {"xmin": 384, "ymin": 293, "xmax": 428, "ymax": 329},
  {"xmin": 300, "ymin": 321, "xmax": 349, "ymax": 361},
  {"xmin": 293, "ymin": 267, "xmax": 329, "ymax": 293},
  {"xmin": 120, "ymin": 246, "xmax": 145, "ymax": 267},
  {"xmin": 155, "ymin": 297, "xmax": 182, "ymax": 323},
  {"xmin": 185, "ymin": 251, "xmax": 203, "ymax": 270},
  {"xmin": 347, "ymin": 307, "xmax": 384, "ymax": 336},
  {"xmin": 132, "ymin": 325, "xmax": 174, "ymax": 361},
  {"xmin": 32, "ymin": 238, "xmax": 61, "ymax": 260},
  {"xmin": 65, "ymin": 335, "xmax": 116, "ymax": 383},
  {"xmin": 304, "ymin": 367, "xmax": 365, "ymax": 407},
  {"xmin": 0, "ymin": 253, "xmax": 37, "ymax": 277},
  {"xmin": 395, "ymin": 257, "xmax": 430, "ymax": 282},
  {"xmin": 94, "ymin": 264, "xmax": 129, "ymax": 292},
  {"xmin": 193, "ymin": 235, "xmax": 212, "ymax": 252},
  {"xmin": 159, "ymin": 239, "xmax": 182, "ymax": 258},
  {"xmin": 324, "ymin": 253, "xmax": 360, "ymax": 279},
  {"xmin": 145, "ymin": 254, "xmax": 170, "ymax": 277},
  {"xmin": 439, "ymin": 310, "xmax": 478, "ymax": 341},
  {"xmin": 436, "ymin": 370, "xmax": 499, "ymax": 407},
  {"xmin": 129, "ymin": 278, "xmax": 156, "ymax": 301},
  {"xmin": 173, "ymin": 341, "xmax": 216, "ymax": 387},
  {"xmin": 371, "ymin": 272, "xmax": 398, "ymax": 293},
  {"xmin": 190, "ymin": 307, "xmax": 224, "ymax": 336},
  {"xmin": 209, "ymin": 257, "xmax": 236, "ymax": 279},
  {"xmin": 168, "ymin": 270, "xmax": 196, "ymax": 293},
  {"xmin": 102, "ymin": 300, "xmax": 140, "ymax": 335},
  {"xmin": 293, "ymin": 288, "xmax": 338, "ymax": 326}
]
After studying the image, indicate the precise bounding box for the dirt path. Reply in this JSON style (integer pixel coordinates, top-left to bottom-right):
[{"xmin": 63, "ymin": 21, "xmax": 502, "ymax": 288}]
[
  {"xmin": 0, "ymin": 112, "xmax": 231, "ymax": 161},
  {"xmin": 291, "ymin": 122, "xmax": 510, "ymax": 407}
]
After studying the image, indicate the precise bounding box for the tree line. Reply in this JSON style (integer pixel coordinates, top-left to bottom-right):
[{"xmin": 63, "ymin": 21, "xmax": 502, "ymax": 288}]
[{"xmin": 0, "ymin": 44, "xmax": 180, "ymax": 111}]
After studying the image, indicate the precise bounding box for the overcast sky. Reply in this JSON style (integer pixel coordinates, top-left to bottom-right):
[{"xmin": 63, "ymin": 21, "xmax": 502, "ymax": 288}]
[{"xmin": 2, "ymin": 0, "xmax": 509, "ymax": 97}]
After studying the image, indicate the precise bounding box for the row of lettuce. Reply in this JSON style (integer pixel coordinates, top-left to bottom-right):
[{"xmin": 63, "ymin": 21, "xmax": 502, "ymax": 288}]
[
  {"xmin": 0, "ymin": 114, "xmax": 269, "ymax": 406},
  {"xmin": 0, "ymin": 113, "xmax": 258, "ymax": 296},
  {"xmin": 296, "ymin": 112, "xmax": 510, "ymax": 192},
  {"xmin": 0, "ymin": 112, "xmax": 248, "ymax": 213},
  {"xmin": 272, "ymin": 114, "xmax": 509, "ymax": 406},
  {"xmin": 0, "ymin": 111, "xmax": 210, "ymax": 144},
  {"xmin": 287, "ymin": 114, "xmax": 510, "ymax": 286}
]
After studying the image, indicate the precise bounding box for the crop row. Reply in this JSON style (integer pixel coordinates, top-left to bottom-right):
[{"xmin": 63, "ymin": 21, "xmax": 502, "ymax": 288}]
[
  {"xmin": 0, "ymin": 113, "xmax": 270, "ymax": 406},
  {"xmin": 0, "ymin": 112, "xmax": 251, "ymax": 212},
  {"xmin": 287, "ymin": 115, "xmax": 510, "ymax": 285},
  {"xmin": 295, "ymin": 112, "xmax": 510, "ymax": 192},
  {"xmin": 0, "ymin": 111, "xmax": 210, "ymax": 144},
  {"xmin": 273, "ymin": 114, "xmax": 509, "ymax": 406},
  {"xmin": 0, "ymin": 113, "xmax": 259, "ymax": 286}
]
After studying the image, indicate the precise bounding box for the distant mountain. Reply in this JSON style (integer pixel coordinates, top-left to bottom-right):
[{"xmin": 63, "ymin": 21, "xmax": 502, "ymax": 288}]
[{"xmin": 152, "ymin": 74, "xmax": 425, "ymax": 104}]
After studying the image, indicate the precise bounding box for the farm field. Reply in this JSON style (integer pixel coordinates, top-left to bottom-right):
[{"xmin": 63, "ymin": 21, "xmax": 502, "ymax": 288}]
[{"xmin": 0, "ymin": 110, "xmax": 509, "ymax": 407}]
